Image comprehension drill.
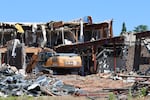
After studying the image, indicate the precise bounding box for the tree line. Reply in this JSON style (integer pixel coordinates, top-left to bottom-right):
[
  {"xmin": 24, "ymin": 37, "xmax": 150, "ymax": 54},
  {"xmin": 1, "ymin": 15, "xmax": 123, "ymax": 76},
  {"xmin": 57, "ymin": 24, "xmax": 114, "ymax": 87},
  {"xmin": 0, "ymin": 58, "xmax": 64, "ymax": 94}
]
[{"xmin": 120, "ymin": 22, "xmax": 149, "ymax": 35}]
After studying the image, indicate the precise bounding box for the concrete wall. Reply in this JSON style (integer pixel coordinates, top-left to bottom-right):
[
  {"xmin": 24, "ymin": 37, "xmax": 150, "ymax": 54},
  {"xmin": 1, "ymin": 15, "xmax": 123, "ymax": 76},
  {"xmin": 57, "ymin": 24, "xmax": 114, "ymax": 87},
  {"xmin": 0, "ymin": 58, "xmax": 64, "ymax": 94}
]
[{"xmin": 122, "ymin": 32, "xmax": 136, "ymax": 46}]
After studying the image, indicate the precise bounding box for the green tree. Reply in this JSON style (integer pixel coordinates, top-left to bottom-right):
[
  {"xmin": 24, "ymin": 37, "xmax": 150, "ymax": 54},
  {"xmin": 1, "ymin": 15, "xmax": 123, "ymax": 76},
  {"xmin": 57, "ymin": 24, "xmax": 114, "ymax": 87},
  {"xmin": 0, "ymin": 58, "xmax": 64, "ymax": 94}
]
[
  {"xmin": 133, "ymin": 25, "xmax": 149, "ymax": 32},
  {"xmin": 120, "ymin": 22, "xmax": 127, "ymax": 35}
]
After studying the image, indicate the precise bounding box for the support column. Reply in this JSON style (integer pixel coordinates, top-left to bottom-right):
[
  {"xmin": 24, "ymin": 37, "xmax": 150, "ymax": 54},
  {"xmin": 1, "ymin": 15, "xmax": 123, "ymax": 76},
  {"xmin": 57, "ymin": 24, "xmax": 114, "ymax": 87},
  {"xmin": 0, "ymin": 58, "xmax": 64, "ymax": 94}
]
[
  {"xmin": 113, "ymin": 44, "xmax": 116, "ymax": 73},
  {"xmin": 61, "ymin": 27, "xmax": 64, "ymax": 44},
  {"xmin": 80, "ymin": 51, "xmax": 85, "ymax": 76},
  {"xmin": 133, "ymin": 36, "xmax": 141, "ymax": 71},
  {"xmin": 92, "ymin": 46, "xmax": 97, "ymax": 72}
]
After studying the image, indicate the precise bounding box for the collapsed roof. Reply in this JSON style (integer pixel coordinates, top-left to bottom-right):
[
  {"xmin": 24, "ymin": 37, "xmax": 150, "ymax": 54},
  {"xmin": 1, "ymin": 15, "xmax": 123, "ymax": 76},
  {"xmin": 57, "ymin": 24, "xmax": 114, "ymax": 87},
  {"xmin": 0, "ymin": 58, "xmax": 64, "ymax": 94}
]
[{"xmin": 0, "ymin": 16, "xmax": 113, "ymax": 49}]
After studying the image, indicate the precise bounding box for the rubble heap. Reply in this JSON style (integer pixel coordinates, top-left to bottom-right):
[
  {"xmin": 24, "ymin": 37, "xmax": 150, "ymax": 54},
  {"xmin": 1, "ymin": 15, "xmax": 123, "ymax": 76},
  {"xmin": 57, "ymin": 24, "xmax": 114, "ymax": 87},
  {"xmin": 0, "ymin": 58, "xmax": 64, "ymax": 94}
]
[{"xmin": 0, "ymin": 64, "xmax": 80, "ymax": 97}]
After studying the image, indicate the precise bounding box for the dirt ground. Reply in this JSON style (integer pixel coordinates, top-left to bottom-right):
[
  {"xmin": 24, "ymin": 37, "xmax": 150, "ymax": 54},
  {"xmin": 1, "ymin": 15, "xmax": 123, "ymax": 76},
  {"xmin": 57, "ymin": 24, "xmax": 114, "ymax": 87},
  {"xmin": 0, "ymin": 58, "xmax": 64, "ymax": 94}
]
[
  {"xmin": 55, "ymin": 73, "xmax": 133, "ymax": 92},
  {"xmin": 14, "ymin": 73, "xmax": 150, "ymax": 100}
]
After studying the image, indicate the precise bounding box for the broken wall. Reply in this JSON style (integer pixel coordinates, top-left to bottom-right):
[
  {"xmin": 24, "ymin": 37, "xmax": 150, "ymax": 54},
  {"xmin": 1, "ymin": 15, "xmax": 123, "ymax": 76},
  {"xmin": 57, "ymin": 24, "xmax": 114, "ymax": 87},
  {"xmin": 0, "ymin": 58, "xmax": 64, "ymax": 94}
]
[{"xmin": 97, "ymin": 47, "xmax": 127, "ymax": 73}]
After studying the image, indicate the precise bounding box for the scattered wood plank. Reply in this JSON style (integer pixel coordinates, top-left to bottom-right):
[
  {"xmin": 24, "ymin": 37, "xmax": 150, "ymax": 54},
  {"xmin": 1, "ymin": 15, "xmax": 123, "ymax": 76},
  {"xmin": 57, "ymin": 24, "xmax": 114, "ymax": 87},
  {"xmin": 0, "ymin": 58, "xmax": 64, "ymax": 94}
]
[
  {"xmin": 40, "ymin": 86, "xmax": 55, "ymax": 96},
  {"xmin": 138, "ymin": 81, "xmax": 150, "ymax": 85},
  {"xmin": 118, "ymin": 74, "xmax": 150, "ymax": 78},
  {"xmin": 103, "ymin": 88, "xmax": 131, "ymax": 91}
]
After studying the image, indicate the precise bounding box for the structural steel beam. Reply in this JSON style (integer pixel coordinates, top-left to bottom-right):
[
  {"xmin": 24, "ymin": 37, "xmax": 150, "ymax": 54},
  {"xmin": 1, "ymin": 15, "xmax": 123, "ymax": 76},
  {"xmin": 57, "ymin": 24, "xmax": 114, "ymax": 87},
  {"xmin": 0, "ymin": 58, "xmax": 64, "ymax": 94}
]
[{"xmin": 55, "ymin": 36, "xmax": 125, "ymax": 52}]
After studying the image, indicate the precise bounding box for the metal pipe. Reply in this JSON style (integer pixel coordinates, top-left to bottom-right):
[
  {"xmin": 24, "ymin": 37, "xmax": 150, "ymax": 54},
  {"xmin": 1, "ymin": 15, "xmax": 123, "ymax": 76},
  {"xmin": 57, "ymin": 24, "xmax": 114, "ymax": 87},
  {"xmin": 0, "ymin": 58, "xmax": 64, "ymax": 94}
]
[
  {"xmin": 79, "ymin": 20, "xmax": 84, "ymax": 42},
  {"xmin": 41, "ymin": 25, "xmax": 47, "ymax": 48},
  {"xmin": 61, "ymin": 27, "xmax": 64, "ymax": 44}
]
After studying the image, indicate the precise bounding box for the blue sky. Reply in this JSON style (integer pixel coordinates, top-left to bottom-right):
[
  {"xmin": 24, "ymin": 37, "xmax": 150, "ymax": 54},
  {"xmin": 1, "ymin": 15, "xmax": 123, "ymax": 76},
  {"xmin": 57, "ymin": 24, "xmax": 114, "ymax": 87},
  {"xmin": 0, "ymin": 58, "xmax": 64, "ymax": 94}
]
[{"xmin": 0, "ymin": 0, "xmax": 149, "ymax": 36}]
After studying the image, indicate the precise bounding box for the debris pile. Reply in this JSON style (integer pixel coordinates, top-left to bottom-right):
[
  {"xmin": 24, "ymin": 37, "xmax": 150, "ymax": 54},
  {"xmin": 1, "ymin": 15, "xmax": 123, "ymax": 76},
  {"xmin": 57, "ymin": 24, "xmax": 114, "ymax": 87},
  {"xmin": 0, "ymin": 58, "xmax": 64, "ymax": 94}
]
[
  {"xmin": 0, "ymin": 65, "xmax": 80, "ymax": 97},
  {"xmin": 0, "ymin": 64, "xmax": 150, "ymax": 99},
  {"xmin": 56, "ymin": 73, "xmax": 150, "ymax": 99}
]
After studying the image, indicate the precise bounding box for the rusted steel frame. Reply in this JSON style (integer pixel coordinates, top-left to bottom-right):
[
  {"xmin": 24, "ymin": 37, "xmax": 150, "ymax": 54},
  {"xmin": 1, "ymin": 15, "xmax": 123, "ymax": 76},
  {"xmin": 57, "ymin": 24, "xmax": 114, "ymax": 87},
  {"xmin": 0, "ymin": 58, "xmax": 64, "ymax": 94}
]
[{"xmin": 55, "ymin": 36, "xmax": 124, "ymax": 52}]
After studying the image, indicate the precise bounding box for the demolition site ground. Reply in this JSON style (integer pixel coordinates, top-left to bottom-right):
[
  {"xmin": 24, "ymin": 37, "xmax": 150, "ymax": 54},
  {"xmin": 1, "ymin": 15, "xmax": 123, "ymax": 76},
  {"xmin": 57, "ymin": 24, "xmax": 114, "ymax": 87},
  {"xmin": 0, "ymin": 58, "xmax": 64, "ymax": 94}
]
[{"xmin": 1, "ymin": 17, "xmax": 150, "ymax": 99}]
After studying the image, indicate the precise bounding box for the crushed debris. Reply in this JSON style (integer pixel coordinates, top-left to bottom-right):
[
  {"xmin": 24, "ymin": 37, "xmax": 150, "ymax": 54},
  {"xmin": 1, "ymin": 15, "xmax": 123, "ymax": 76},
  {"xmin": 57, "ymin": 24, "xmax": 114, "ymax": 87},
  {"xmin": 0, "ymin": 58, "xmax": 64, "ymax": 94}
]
[
  {"xmin": 0, "ymin": 65, "xmax": 80, "ymax": 97},
  {"xmin": 0, "ymin": 64, "xmax": 150, "ymax": 99}
]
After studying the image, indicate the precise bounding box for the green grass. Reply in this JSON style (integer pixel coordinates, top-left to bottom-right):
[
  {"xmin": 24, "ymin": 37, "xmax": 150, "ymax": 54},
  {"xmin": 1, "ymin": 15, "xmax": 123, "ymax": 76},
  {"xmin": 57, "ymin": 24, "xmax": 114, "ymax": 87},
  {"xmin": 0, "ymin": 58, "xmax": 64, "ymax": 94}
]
[
  {"xmin": 0, "ymin": 96, "xmax": 87, "ymax": 100},
  {"xmin": 128, "ymin": 88, "xmax": 132, "ymax": 100},
  {"xmin": 140, "ymin": 87, "xmax": 147, "ymax": 97},
  {"xmin": 108, "ymin": 92, "xmax": 116, "ymax": 100},
  {"xmin": 0, "ymin": 95, "xmax": 33, "ymax": 100}
]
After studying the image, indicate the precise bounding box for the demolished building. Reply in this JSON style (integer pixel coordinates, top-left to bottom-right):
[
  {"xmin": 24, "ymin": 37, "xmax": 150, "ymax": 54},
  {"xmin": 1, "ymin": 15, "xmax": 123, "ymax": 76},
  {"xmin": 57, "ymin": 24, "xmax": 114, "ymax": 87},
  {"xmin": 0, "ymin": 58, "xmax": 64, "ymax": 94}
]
[
  {"xmin": 1, "ymin": 16, "xmax": 150, "ymax": 99},
  {"xmin": 0, "ymin": 16, "xmax": 126, "ymax": 75}
]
